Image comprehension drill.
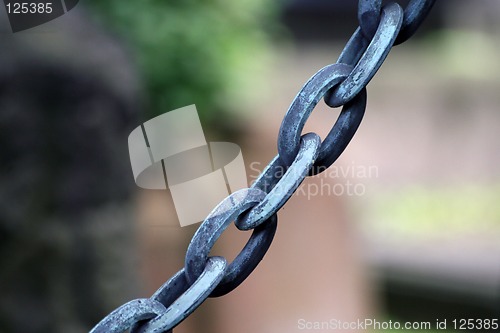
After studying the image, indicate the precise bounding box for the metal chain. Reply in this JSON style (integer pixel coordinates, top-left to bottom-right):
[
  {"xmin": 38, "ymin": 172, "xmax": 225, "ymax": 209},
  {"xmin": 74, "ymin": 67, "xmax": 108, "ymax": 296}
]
[{"xmin": 90, "ymin": 1, "xmax": 436, "ymax": 332}]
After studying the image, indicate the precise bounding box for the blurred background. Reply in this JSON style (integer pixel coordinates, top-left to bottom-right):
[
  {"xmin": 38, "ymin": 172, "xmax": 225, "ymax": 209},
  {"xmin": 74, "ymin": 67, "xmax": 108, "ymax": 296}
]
[{"xmin": 0, "ymin": 0, "xmax": 499, "ymax": 332}]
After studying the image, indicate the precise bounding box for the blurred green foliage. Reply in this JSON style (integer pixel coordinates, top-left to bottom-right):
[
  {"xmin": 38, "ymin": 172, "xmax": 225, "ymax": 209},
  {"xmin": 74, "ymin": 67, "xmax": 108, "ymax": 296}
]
[
  {"xmin": 85, "ymin": 0, "xmax": 278, "ymax": 137},
  {"xmin": 370, "ymin": 184, "xmax": 500, "ymax": 237}
]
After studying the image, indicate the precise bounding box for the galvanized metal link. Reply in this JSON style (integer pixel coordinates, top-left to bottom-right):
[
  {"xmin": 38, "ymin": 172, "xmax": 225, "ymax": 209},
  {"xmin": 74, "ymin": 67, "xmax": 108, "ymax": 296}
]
[
  {"xmin": 89, "ymin": 1, "xmax": 436, "ymax": 332},
  {"xmin": 90, "ymin": 299, "xmax": 167, "ymax": 333},
  {"xmin": 236, "ymin": 133, "xmax": 321, "ymax": 231},
  {"xmin": 277, "ymin": 63, "xmax": 366, "ymax": 174},
  {"xmin": 394, "ymin": 0, "xmax": 436, "ymax": 45},
  {"xmin": 358, "ymin": 0, "xmax": 437, "ymax": 44},
  {"xmin": 185, "ymin": 188, "xmax": 277, "ymax": 296},
  {"xmin": 92, "ymin": 257, "xmax": 227, "ymax": 333},
  {"xmin": 326, "ymin": 3, "xmax": 403, "ymax": 107},
  {"xmin": 358, "ymin": 0, "xmax": 382, "ymax": 40},
  {"xmin": 132, "ymin": 257, "xmax": 227, "ymax": 333}
]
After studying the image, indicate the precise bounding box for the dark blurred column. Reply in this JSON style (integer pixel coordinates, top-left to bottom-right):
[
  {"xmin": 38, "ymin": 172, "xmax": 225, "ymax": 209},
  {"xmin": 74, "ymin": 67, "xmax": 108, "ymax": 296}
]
[{"xmin": 0, "ymin": 10, "xmax": 141, "ymax": 333}]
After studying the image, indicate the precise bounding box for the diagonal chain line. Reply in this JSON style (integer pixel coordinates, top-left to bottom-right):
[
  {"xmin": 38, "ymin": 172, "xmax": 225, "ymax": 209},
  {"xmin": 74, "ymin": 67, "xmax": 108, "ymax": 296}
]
[{"xmin": 90, "ymin": 1, "xmax": 436, "ymax": 332}]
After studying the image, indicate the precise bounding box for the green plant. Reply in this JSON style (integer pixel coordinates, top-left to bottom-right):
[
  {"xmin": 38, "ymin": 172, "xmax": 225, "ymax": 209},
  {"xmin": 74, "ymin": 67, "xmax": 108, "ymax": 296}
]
[{"xmin": 85, "ymin": 0, "xmax": 277, "ymax": 137}]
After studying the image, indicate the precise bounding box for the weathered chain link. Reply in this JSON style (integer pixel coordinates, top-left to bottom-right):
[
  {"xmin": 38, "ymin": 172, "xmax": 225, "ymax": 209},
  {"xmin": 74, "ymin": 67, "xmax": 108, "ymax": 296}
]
[
  {"xmin": 277, "ymin": 63, "xmax": 366, "ymax": 170},
  {"xmin": 185, "ymin": 188, "xmax": 278, "ymax": 296},
  {"xmin": 358, "ymin": 0, "xmax": 436, "ymax": 44},
  {"xmin": 237, "ymin": 133, "xmax": 320, "ymax": 230},
  {"xmin": 327, "ymin": 3, "xmax": 402, "ymax": 107},
  {"xmin": 90, "ymin": 1, "xmax": 436, "ymax": 332}
]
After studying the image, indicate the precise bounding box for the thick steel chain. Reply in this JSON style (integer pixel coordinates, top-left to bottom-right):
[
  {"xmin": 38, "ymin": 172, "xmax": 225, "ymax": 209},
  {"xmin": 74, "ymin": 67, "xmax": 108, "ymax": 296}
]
[{"xmin": 90, "ymin": 1, "xmax": 436, "ymax": 332}]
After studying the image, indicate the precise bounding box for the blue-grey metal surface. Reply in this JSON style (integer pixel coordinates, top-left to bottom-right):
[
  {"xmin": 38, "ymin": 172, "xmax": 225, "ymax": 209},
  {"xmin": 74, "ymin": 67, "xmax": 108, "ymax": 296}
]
[
  {"xmin": 89, "ymin": 1, "xmax": 435, "ymax": 332},
  {"xmin": 129, "ymin": 270, "xmax": 189, "ymax": 333},
  {"xmin": 394, "ymin": 0, "xmax": 437, "ymax": 45},
  {"xmin": 208, "ymin": 213, "xmax": 277, "ymax": 297},
  {"xmin": 277, "ymin": 64, "xmax": 366, "ymax": 172},
  {"xmin": 358, "ymin": 0, "xmax": 382, "ymax": 39},
  {"xmin": 185, "ymin": 188, "xmax": 277, "ymax": 296},
  {"xmin": 132, "ymin": 257, "xmax": 227, "ymax": 333},
  {"xmin": 328, "ymin": 3, "xmax": 403, "ymax": 107},
  {"xmin": 358, "ymin": 0, "xmax": 437, "ymax": 44},
  {"xmin": 236, "ymin": 133, "xmax": 320, "ymax": 230},
  {"xmin": 90, "ymin": 299, "xmax": 167, "ymax": 333}
]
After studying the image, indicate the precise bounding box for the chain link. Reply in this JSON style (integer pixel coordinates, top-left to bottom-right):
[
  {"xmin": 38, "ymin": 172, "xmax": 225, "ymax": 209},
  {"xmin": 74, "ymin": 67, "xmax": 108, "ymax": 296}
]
[
  {"xmin": 237, "ymin": 133, "xmax": 320, "ymax": 230},
  {"xmin": 90, "ymin": 1, "xmax": 436, "ymax": 331},
  {"xmin": 358, "ymin": 0, "xmax": 436, "ymax": 44},
  {"xmin": 185, "ymin": 188, "xmax": 278, "ymax": 296},
  {"xmin": 277, "ymin": 63, "xmax": 366, "ymax": 172},
  {"xmin": 328, "ymin": 3, "xmax": 403, "ymax": 106}
]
